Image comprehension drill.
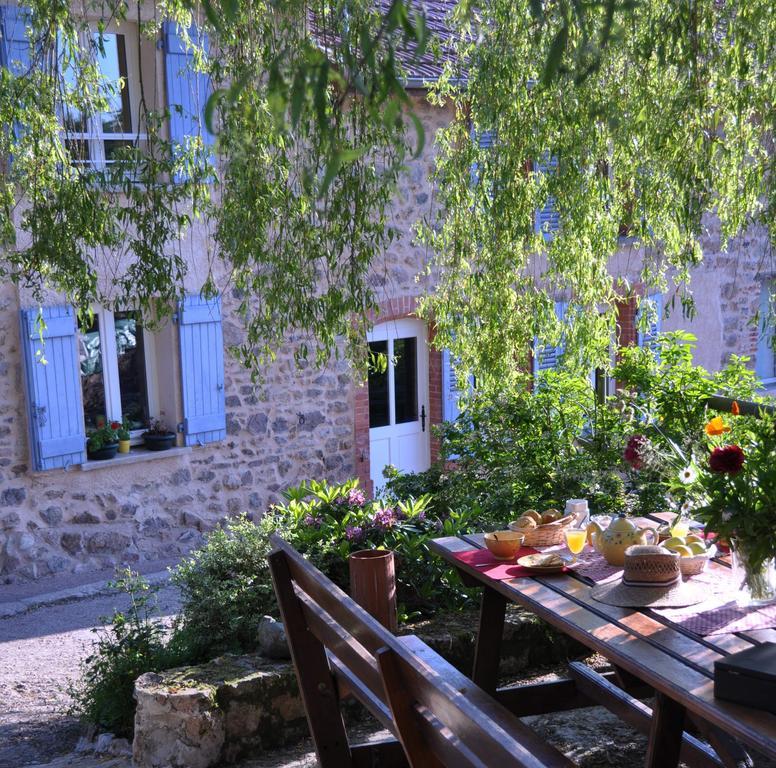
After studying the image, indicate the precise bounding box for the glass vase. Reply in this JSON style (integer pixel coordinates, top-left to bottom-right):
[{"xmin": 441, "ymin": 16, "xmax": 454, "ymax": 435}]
[{"xmin": 731, "ymin": 539, "xmax": 776, "ymax": 606}]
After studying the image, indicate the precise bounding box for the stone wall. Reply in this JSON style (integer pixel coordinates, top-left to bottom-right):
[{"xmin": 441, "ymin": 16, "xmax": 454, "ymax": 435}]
[
  {"xmin": 0, "ymin": 94, "xmax": 455, "ymax": 583},
  {"xmin": 0, "ymin": 279, "xmax": 359, "ymax": 581},
  {"xmin": 1, "ymin": 85, "xmax": 772, "ymax": 583}
]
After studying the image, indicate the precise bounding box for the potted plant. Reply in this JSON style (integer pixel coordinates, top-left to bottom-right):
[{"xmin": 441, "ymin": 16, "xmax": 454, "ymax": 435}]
[
  {"xmin": 86, "ymin": 424, "xmax": 119, "ymax": 461},
  {"xmin": 143, "ymin": 419, "xmax": 176, "ymax": 451},
  {"xmin": 116, "ymin": 419, "xmax": 131, "ymax": 454}
]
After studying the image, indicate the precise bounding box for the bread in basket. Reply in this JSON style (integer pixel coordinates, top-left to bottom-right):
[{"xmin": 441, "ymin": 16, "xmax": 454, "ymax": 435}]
[{"xmin": 509, "ymin": 513, "xmax": 576, "ymax": 547}]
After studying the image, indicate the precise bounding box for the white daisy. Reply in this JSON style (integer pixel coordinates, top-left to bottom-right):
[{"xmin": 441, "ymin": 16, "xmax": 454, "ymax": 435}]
[{"xmin": 679, "ymin": 466, "xmax": 697, "ymax": 485}]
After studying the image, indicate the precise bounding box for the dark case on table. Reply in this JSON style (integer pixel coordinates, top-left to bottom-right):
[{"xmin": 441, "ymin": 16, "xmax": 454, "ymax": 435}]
[{"xmin": 714, "ymin": 641, "xmax": 776, "ymax": 714}]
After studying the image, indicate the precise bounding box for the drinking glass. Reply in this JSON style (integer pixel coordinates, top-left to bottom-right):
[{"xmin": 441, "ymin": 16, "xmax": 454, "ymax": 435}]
[
  {"xmin": 670, "ymin": 516, "xmax": 691, "ymax": 538},
  {"xmin": 564, "ymin": 527, "xmax": 587, "ymax": 563}
]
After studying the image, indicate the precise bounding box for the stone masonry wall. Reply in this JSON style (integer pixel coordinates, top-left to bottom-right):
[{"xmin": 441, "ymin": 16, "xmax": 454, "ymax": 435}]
[
  {"xmin": 1, "ymin": 86, "xmax": 772, "ymax": 583},
  {"xmin": 0, "ymin": 94, "xmax": 455, "ymax": 583}
]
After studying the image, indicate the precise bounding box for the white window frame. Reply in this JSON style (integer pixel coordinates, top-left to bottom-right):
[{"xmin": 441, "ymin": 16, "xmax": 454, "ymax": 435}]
[
  {"xmin": 80, "ymin": 307, "xmax": 159, "ymax": 442},
  {"xmin": 60, "ymin": 22, "xmax": 147, "ymax": 171}
]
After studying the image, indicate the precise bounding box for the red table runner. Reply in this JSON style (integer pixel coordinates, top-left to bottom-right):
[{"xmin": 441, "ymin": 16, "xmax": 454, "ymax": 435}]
[{"xmin": 451, "ymin": 545, "xmax": 575, "ymax": 580}]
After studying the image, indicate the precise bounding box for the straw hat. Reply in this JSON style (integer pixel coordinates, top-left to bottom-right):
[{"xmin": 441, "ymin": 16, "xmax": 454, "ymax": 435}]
[{"xmin": 591, "ymin": 545, "xmax": 706, "ymax": 608}]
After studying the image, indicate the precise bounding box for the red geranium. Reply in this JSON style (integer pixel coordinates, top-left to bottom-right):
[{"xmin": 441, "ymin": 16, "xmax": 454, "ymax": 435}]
[
  {"xmin": 709, "ymin": 445, "xmax": 745, "ymax": 475},
  {"xmin": 624, "ymin": 434, "xmax": 649, "ymax": 470}
]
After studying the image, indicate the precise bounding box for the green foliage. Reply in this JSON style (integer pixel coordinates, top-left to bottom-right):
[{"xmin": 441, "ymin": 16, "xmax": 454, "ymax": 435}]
[
  {"xmin": 68, "ymin": 570, "xmax": 184, "ymax": 738},
  {"xmin": 169, "ymin": 479, "xmax": 477, "ymax": 662},
  {"xmin": 86, "ymin": 424, "xmax": 119, "ymax": 451},
  {"xmin": 169, "ymin": 514, "xmax": 280, "ymax": 660},
  {"xmin": 432, "ymin": 371, "xmax": 627, "ymax": 520},
  {"xmin": 614, "ymin": 333, "xmax": 762, "ymax": 517},
  {"xmin": 1, "ymin": 0, "xmax": 434, "ymax": 376},
  {"xmin": 387, "ymin": 337, "xmax": 764, "ymax": 526},
  {"xmin": 423, "ymin": 0, "xmax": 775, "ymax": 391},
  {"xmin": 614, "ymin": 332, "xmax": 759, "ymax": 446},
  {"xmin": 266, "ymin": 479, "xmax": 476, "ymax": 618}
]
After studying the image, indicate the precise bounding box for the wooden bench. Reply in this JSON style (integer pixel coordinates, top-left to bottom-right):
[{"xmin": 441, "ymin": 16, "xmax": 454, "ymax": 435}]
[{"xmin": 268, "ymin": 534, "xmax": 576, "ymax": 768}]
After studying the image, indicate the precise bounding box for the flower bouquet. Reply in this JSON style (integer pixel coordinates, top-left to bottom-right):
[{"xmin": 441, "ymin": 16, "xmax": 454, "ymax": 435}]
[{"xmin": 694, "ymin": 407, "xmax": 776, "ymax": 604}]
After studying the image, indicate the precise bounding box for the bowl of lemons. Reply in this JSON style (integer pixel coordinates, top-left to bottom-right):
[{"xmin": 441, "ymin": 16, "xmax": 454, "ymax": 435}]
[{"xmin": 661, "ymin": 533, "xmax": 717, "ymax": 577}]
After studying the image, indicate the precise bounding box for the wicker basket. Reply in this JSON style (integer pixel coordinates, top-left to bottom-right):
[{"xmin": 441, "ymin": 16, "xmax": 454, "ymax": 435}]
[
  {"xmin": 679, "ymin": 544, "xmax": 717, "ymax": 577},
  {"xmin": 509, "ymin": 514, "xmax": 576, "ymax": 547}
]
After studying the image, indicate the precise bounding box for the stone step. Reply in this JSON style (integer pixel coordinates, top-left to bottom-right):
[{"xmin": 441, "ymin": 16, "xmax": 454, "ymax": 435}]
[{"xmin": 132, "ymin": 608, "xmax": 587, "ymax": 768}]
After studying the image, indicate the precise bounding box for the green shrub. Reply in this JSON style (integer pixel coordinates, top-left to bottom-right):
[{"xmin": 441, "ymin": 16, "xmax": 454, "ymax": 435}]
[
  {"xmin": 265, "ymin": 479, "xmax": 476, "ymax": 619},
  {"xmin": 402, "ymin": 370, "xmax": 628, "ymax": 522},
  {"xmin": 170, "ymin": 514, "xmax": 282, "ymax": 661},
  {"xmin": 68, "ymin": 570, "xmax": 184, "ymax": 738}
]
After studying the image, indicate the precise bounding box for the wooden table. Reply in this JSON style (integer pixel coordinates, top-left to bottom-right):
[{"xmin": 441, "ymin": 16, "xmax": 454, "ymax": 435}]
[{"xmin": 430, "ymin": 529, "xmax": 776, "ymax": 768}]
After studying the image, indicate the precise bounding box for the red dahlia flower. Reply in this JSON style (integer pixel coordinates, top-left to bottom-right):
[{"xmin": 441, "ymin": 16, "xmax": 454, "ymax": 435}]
[
  {"xmin": 709, "ymin": 445, "xmax": 745, "ymax": 475},
  {"xmin": 624, "ymin": 434, "xmax": 649, "ymax": 470}
]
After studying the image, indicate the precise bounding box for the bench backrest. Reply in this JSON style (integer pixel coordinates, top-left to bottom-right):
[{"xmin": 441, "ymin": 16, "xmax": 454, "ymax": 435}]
[{"xmin": 268, "ymin": 534, "xmax": 569, "ymax": 768}]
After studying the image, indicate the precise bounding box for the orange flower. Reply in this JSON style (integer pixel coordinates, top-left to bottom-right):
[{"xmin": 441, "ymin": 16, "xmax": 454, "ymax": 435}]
[
  {"xmin": 731, "ymin": 401, "xmax": 740, "ymax": 416},
  {"xmin": 705, "ymin": 416, "xmax": 731, "ymax": 436}
]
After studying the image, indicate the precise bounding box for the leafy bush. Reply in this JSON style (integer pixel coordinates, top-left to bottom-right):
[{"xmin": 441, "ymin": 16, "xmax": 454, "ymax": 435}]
[
  {"xmin": 265, "ymin": 479, "xmax": 476, "ymax": 619},
  {"xmin": 68, "ymin": 570, "xmax": 184, "ymax": 737},
  {"xmin": 168, "ymin": 479, "xmax": 478, "ymax": 662},
  {"xmin": 614, "ymin": 332, "xmax": 761, "ymax": 516},
  {"xmin": 398, "ymin": 370, "xmax": 629, "ymax": 522},
  {"xmin": 614, "ymin": 332, "xmax": 758, "ymax": 447},
  {"xmin": 170, "ymin": 514, "xmax": 281, "ymax": 661}
]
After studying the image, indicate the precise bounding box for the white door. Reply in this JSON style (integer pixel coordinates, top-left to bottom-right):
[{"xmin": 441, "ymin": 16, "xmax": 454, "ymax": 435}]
[{"xmin": 368, "ymin": 318, "xmax": 430, "ymax": 493}]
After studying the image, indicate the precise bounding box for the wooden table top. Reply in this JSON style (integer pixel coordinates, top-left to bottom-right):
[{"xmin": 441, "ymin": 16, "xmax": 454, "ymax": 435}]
[{"xmin": 429, "ymin": 529, "xmax": 776, "ymax": 760}]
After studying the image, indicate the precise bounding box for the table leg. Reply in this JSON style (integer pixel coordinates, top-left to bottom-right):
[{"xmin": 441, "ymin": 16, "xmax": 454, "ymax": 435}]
[
  {"xmin": 690, "ymin": 717, "xmax": 754, "ymax": 768},
  {"xmin": 645, "ymin": 692, "xmax": 686, "ymax": 768},
  {"xmin": 472, "ymin": 586, "xmax": 506, "ymax": 693}
]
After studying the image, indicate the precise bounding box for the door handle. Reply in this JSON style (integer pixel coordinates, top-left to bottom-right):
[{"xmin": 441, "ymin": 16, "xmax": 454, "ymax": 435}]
[{"xmin": 420, "ymin": 405, "xmax": 426, "ymax": 432}]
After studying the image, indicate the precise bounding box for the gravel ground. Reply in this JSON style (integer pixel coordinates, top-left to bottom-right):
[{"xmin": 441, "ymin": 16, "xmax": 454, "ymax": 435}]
[{"xmin": 0, "ymin": 582, "xmax": 180, "ymax": 768}]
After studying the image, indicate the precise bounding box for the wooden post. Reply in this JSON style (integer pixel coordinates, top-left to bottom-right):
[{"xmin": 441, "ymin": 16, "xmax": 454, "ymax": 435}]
[{"xmin": 349, "ymin": 549, "xmax": 398, "ymax": 633}]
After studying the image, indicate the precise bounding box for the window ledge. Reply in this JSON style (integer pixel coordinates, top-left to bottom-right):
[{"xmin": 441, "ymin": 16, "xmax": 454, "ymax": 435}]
[{"xmin": 77, "ymin": 446, "xmax": 191, "ymax": 471}]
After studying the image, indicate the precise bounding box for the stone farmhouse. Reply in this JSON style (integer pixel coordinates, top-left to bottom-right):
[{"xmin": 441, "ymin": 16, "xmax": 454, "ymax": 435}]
[{"xmin": 0, "ymin": 0, "xmax": 773, "ymax": 583}]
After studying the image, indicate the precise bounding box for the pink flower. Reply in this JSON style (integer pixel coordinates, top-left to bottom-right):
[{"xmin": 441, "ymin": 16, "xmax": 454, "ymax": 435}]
[
  {"xmin": 371, "ymin": 508, "xmax": 396, "ymax": 529},
  {"xmin": 345, "ymin": 525, "xmax": 365, "ymax": 542}
]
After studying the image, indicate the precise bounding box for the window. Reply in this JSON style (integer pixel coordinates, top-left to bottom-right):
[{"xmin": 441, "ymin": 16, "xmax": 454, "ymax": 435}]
[
  {"xmin": 78, "ymin": 308, "xmax": 157, "ymax": 434},
  {"xmin": 367, "ymin": 336, "xmax": 419, "ymax": 428},
  {"xmin": 756, "ymin": 283, "xmax": 775, "ymax": 385},
  {"xmin": 637, "ymin": 293, "xmax": 662, "ymax": 353},
  {"xmin": 61, "ymin": 25, "xmax": 146, "ymax": 168}
]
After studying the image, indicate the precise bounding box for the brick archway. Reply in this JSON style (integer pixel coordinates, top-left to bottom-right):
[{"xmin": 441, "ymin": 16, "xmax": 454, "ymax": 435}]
[{"xmin": 354, "ymin": 297, "xmax": 442, "ymax": 497}]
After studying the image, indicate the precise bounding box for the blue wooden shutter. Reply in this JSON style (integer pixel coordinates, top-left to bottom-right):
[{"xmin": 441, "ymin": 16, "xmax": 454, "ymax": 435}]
[
  {"xmin": 535, "ymin": 300, "xmax": 567, "ymax": 374},
  {"xmin": 178, "ymin": 294, "xmax": 225, "ymax": 446},
  {"xmin": 442, "ymin": 349, "xmax": 475, "ymax": 422},
  {"xmin": 1, "ymin": 4, "xmax": 33, "ymax": 154},
  {"xmin": 20, "ymin": 306, "xmax": 87, "ymax": 470},
  {"xmin": 0, "ymin": 5, "xmax": 32, "ymax": 74},
  {"xmin": 535, "ymin": 154, "xmax": 560, "ymax": 239},
  {"xmin": 163, "ymin": 21, "xmax": 214, "ymax": 181},
  {"xmin": 637, "ymin": 293, "xmax": 662, "ymax": 351}
]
